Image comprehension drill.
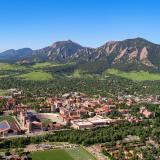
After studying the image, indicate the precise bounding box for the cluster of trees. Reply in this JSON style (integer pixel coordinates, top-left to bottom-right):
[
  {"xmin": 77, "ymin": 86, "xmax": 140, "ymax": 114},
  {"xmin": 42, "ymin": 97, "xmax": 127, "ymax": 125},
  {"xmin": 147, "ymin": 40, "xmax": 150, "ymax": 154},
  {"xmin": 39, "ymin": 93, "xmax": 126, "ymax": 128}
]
[
  {"xmin": 1, "ymin": 61, "xmax": 160, "ymax": 99},
  {"xmin": 1, "ymin": 65, "xmax": 160, "ymax": 159},
  {"xmin": 0, "ymin": 75, "xmax": 160, "ymax": 98},
  {"xmin": 0, "ymin": 121, "xmax": 151, "ymax": 149},
  {"xmin": 1, "ymin": 120, "xmax": 159, "ymax": 159},
  {"xmin": 102, "ymin": 149, "xmax": 115, "ymax": 160}
]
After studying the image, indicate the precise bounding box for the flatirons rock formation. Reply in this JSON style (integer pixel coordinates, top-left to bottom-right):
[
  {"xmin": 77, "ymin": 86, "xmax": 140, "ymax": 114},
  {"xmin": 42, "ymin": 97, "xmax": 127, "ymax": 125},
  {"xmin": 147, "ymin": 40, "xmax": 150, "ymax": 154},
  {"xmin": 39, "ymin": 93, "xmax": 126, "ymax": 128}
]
[{"xmin": 0, "ymin": 38, "xmax": 160, "ymax": 72}]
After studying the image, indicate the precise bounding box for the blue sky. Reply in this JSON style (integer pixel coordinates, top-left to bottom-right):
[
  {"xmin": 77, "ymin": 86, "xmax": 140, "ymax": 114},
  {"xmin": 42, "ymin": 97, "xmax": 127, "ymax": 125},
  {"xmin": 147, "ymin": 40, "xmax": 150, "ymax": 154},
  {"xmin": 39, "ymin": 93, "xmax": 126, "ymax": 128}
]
[{"xmin": 0, "ymin": 0, "xmax": 159, "ymax": 51}]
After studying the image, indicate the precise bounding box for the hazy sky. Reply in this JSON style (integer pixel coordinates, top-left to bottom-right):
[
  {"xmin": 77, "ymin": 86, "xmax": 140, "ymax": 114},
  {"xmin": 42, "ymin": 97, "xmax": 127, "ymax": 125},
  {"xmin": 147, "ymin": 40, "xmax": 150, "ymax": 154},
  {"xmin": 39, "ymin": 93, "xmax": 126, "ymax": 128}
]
[{"xmin": 0, "ymin": 0, "xmax": 159, "ymax": 52}]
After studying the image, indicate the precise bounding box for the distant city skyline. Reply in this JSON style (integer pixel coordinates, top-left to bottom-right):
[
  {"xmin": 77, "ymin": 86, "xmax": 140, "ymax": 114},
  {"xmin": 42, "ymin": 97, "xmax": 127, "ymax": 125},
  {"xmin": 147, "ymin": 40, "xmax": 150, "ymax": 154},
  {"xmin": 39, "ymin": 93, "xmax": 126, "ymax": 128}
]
[{"xmin": 0, "ymin": 0, "xmax": 160, "ymax": 52}]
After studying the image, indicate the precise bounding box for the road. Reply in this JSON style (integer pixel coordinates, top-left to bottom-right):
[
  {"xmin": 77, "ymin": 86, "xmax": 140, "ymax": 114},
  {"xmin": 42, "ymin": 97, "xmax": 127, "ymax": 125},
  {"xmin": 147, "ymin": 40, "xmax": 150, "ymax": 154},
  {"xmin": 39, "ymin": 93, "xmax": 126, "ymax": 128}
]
[{"xmin": 1, "ymin": 129, "xmax": 71, "ymax": 139}]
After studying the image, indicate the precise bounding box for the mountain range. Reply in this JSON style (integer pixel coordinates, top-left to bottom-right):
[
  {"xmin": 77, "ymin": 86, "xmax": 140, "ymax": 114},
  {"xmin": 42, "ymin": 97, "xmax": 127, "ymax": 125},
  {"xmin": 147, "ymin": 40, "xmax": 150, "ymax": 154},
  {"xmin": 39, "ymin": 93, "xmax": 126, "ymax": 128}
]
[{"xmin": 1, "ymin": 38, "xmax": 160, "ymax": 72}]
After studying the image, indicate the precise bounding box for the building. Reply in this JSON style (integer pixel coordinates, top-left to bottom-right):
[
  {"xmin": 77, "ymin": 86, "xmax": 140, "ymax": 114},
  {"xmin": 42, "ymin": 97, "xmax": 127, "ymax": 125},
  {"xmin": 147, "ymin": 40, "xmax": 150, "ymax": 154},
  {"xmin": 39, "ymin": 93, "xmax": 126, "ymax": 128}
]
[
  {"xmin": 95, "ymin": 105, "xmax": 111, "ymax": 116},
  {"xmin": 71, "ymin": 116, "xmax": 112, "ymax": 129},
  {"xmin": 88, "ymin": 116, "xmax": 112, "ymax": 126},
  {"xmin": 19, "ymin": 111, "xmax": 66, "ymax": 132},
  {"xmin": 0, "ymin": 120, "xmax": 20, "ymax": 137},
  {"xmin": 19, "ymin": 111, "xmax": 42, "ymax": 132},
  {"xmin": 71, "ymin": 119, "xmax": 93, "ymax": 129},
  {"xmin": 140, "ymin": 107, "xmax": 153, "ymax": 118}
]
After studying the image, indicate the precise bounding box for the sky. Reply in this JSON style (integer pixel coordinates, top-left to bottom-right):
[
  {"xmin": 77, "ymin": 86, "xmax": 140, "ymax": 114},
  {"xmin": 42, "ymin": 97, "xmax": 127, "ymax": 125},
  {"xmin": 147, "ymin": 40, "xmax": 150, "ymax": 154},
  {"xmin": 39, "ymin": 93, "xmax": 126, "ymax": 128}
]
[{"xmin": 0, "ymin": 0, "xmax": 160, "ymax": 52}]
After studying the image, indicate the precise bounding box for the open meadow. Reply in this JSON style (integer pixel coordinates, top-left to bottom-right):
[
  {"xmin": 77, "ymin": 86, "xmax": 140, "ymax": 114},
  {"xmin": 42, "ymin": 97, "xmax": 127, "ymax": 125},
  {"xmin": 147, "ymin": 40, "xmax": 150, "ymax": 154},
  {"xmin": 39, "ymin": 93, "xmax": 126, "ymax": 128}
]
[{"xmin": 106, "ymin": 69, "xmax": 160, "ymax": 81}]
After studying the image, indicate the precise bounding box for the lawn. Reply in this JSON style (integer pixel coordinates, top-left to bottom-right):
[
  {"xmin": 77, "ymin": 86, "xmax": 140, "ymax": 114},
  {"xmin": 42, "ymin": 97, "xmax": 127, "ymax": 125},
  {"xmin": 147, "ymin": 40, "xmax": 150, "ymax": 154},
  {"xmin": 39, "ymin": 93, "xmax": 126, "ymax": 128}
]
[
  {"xmin": 17, "ymin": 71, "xmax": 53, "ymax": 81},
  {"xmin": 106, "ymin": 69, "xmax": 160, "ymax": 81},
  {"xmin": 30, "ymin": 147, "xmax": 96, "ymax": 160},
  {"xmin": 41, "ymin": 119, "xmax": 53, "ymax": 126},
  {"xmin": 30, "ymin": 149, "xmax": 74, "ymax": 160},
  {"xmin": 66, "ymin": 146, "xmax": 96, "ymax": 160}
]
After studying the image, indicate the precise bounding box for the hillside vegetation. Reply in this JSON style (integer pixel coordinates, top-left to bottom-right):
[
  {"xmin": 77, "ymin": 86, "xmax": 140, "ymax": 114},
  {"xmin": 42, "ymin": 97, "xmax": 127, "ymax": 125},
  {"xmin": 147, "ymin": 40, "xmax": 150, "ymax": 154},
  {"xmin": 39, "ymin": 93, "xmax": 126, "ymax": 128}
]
[
  {"xmin": 17, "ymin": 71, "xmax": 53, "ymax": 81},
  {"xmin": 0, "ymin": 63, "xmax": 26, "ymax": 70},
  {"xmin": 106, "ymin": 69, "xmax": 160, "ymax": 81},
  {"xmin": 1, "ymin": 62, "xmax": 160, "ymax": 81}
]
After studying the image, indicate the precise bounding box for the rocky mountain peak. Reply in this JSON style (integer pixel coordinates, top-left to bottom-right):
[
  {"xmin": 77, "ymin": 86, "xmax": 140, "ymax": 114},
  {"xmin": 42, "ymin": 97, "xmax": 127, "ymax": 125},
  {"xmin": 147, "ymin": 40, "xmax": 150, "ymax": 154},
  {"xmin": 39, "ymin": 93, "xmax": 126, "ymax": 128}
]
[
  {"xmin": 0, "ymin": 37, "xmax": 160, "ymax": 72},
  {"xmin": 50, "ymin": 40, "xmax": 82, "ymax": 49}
]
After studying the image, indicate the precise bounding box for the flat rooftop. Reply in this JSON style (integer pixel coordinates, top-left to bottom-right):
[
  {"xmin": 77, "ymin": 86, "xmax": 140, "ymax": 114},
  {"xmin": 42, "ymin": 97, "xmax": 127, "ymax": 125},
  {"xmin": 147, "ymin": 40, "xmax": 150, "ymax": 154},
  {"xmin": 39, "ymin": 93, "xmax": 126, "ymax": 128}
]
[
  {"xmin": 87, "ymin": 117, "xmax": 112, "ymax": 124},
  {"xmin": 72, "ymin": 119, "xmax": 93, "ymax": 126}
]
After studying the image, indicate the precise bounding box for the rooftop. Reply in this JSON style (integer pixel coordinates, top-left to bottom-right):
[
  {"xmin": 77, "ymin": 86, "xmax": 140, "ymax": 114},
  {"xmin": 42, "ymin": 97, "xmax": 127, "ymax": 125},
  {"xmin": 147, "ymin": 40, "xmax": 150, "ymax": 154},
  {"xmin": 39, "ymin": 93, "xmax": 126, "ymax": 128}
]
[{"xmin": 0, "ymin": 120, "xmax": 10, "ymax": 132}]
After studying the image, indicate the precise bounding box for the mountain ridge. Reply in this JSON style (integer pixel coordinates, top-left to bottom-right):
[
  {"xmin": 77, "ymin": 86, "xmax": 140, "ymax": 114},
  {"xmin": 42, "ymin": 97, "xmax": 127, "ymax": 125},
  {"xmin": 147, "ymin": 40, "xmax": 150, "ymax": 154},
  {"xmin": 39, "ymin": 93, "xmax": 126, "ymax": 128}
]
[{"xmin": 1, "ymin": 38, "xmax": 160, "ymax": 72}]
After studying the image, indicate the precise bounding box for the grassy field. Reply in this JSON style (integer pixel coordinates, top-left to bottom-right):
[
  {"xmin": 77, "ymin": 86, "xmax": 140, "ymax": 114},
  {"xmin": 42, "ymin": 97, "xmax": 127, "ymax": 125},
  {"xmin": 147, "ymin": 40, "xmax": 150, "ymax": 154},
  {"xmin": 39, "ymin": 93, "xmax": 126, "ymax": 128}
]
[
  {"xmin": 0, "ymin": 62, "xmax": 53, "ymax": 81},
  {"xmin": 72, "ymin": 69, "xmax": 85, "ymax": 78},
  {"xmin": 0, "ymin": 89, "xmax": 8, "ymax": 96},
  {"xmin": 0, "ymin": 63, "xmax": 26, "ymax": 70},
  {"xmin": 106, "ymin": 69, "xmax": 160, "ymax": 81},
  {"xmin": 71, "ymin": 69, "xmax": 93, "ymax": 78},
  {"xmin": 32, "ymin": 62, "xmax": 75, "ymax": 69},
  {"xmin": 66, "ymin": 147, "xmax": 96, "ymax": 160},
  {"xmin": 30, "ymin": 147, "xmax": 96, "ymax": 160},
  {"xmin": 2, "ymin": 61, "xmax": 160, "ymax": 81},
  {"xmin": 17, "ymin": 71, "xmax": 53, "ymax": 81},
  {"xmin": 41, "ymin": 119, "xmax": 53, "ymax": 126},
  {"xmin": 0, "ymin": 75, "xmax": 9, "ymax": 78},
  {"xmin": 30, "ymin": 149, "xmax": 73, "ymax": 160},
  {"xmin": 0, "ymin": 62, "xmax": 76, "ymax": 81},
  {"xmin": 32, "ymin": 62, "xmax": 57, "ymax": 69}
]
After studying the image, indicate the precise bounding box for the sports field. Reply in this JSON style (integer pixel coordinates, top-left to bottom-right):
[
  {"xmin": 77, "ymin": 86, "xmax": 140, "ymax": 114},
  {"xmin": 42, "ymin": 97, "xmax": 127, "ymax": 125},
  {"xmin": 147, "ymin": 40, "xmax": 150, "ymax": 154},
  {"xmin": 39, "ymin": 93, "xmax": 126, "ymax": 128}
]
[
  {"xmin": 66, "ymin": 147, "xmax": 96, "ymax": 160},
  {"xmin": 30, "ymin": 149, "xmax": 73, "ymax": 160},
  {"xmin": 30, "ymin": 147, "xmax": 96, "ymax": 160}
]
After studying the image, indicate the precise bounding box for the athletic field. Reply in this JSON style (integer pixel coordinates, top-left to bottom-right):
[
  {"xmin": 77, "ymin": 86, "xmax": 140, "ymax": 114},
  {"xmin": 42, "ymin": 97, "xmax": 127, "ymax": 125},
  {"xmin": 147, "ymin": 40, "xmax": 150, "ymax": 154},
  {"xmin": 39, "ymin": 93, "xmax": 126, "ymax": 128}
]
[{"xmin": 30, "ymin": 147, "xmax": 96, "ymax": 160}]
